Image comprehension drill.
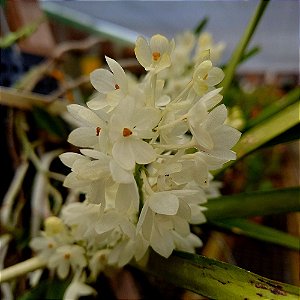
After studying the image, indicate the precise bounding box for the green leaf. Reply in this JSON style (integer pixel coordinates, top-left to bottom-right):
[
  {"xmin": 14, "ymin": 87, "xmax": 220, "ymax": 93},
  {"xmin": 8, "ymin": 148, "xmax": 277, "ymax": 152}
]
[
  {"xmin": 221, "ymin": 0, "xmax": 270, "ymax": 95},
  {"xmin": 239, "ymin": 45, "xmax": 261, "ymax": 64},
  {"xmin": 212, "ymin": 218, "xmax": 300, "ymax": 251},
  {"xmin": 204, "ymin": 187, "xmax": 300, "ymax": 221},
  {"xmin": 234, "ymin": 101, "xmax": 299, "ymax": 157},
  {"xmin": 0, "ymin": 18, "xmax": 44, "ymax": 48},
  {"xmin": 32, "ymin": 106, "xmax": 69, "ymax": 139},
  {"xmin": 18, "ymin": 277, "xmax": 70, "ymax": 300},
  {"xmin": 194, "ymin": 16, "xmax": 209, "ymax": 35},
  {"xmin": 216, "ymin": 101, "xmax": 299, "ymax": 174},
  {"xmin": 262, "ymin": 123, "xmax": 299, "ymax": 148},
  {"xmin": 245, "ymin": 88, "xmax": 300, "ymax": 130},
  {"xmin": 134, "ymin": 251, "xmax": 299, "ymax": 299}
]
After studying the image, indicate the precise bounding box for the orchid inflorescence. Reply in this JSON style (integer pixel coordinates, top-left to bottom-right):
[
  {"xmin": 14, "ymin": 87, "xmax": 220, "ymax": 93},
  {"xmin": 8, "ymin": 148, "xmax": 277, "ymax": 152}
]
[{"xmin": 30, "ymin": 32, "xmax": 240, "ymax": 296}]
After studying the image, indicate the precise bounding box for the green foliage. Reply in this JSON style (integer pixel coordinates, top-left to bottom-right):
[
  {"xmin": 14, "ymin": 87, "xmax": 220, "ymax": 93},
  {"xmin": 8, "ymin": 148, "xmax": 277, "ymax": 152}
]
[
  {"xmin": 204, "ymin": 187, "xmax": 300, "ymax": 220},
  {"xmin": 32, "ymin": 106, "xmax": 69, "ymax": 139},
  {"xmin": 0, "ymin": 18, "xmax": 44, "ymax": 48},
  {"xmin": 194, "ymin": 16, "xmax": 209, "ymax": 35},
  {"xmin": 212, "ymin": 218, "xmax": 299, "ymax": 250},
  {"xmin": 18, "ymin": 277, "xmax": 71, "ymax": 300},
  {"xmin": 135, "ymin": 251, "xmax": 299, "ymax": 300}
]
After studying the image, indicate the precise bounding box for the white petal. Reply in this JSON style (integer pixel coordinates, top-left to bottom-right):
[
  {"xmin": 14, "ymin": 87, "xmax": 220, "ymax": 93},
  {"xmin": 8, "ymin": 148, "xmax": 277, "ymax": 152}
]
[
  {"xmin": 136, "ymin": 202, "xmax": 149, "ymax": 233},
  {"xmin": 80, "ymin": 149, "xmax": 106, "ymax": 160},
  {"xmin": 206, "ymin": 67, "xmax": 224, "ymax": 86},
  {"xmin": 105, "ymin": 56, "xmax": 128, "ymax": 92},
  {"xmin": 191, "ymin": 125, "xmax": 214, "ymax": 150},
  {"xmin": 149, "ymin": 192, "xmax": 179, "ymax": 215},
  {"xmin": 90, "ymin": 69, "xmax": 114, "ymax": 93},
  {"xmin": 68, "ymin": 127, "xmax": 98, "ymax": 147},
  {"xmin": 133, "ymin": 107, "xmax": 161, "ymax": 132},
  {"xmin": 67, "ymin": 104, "xmax": 103, "ymax": 127},
  {"xmin": 130, "ymin": 139, "xmax": 157, "ymax": 165},
  {"xmin": 95, "ymin": 211, "xmax": 120, "ymax": 234},
  {"xmin": 150, "ymin": 226, "xmax": 174, "ymax": 258},
  {"xmin": 63, "ymin": 172, "xmax": 90, "ymax": 189},
  {"xmin": 172, "ymin": 216, "xmax": 190, "ymax": 236},
  {"xmin": 193, "ymin": 60, "xmax": 212, "ymax": 80},
  {"xmin": 64, "ymin": 281, "xmax": 96, "ymax": 300},
  {"xmin": 189, "ymin": 205, "xmax": 207, "ymax": 224},
  {"xmin": 59, "ymin": 152, "xmax": 83, "ymax": 168},
  {"xmin": 57, "ymin": 261, "xmax": 69, "ymax": 279},
  {"xmin": 112, "ymin": 138, "xmax": 136, "ymax": 170},
  {"xmin": 205, "ymin": 104, "xmax": 228, "ymax": 131},
  {"xmin": 87, "ymin": 94, "xmax": 108, "ymax": 110},
  {"xmin": 115, "ymin": 182, "xmax": 139, "ymax": 212},
  {"xmin": 212, "ymin": 125, "xmax": 241, "ymax": 149},
  {"xmin": 200, "ymin": 87, "xmax": 223, "ymax": 110},
  {"xmin": 135, "ymin": 36, "xmax": 152, "ymax": 69},
  {"xmin": 110, "ymin": 159, "xmax": 134, "ymax": 184},
  {"xmin": 150, "ymin": 34, "xmax": 170, "ymax": 53}
]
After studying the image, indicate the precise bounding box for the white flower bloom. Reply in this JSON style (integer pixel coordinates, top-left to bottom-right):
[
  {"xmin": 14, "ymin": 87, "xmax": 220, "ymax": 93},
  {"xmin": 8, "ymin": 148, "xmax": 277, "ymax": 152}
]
[
  {"xmin": 195, "ymin": 32, "xmax": 225, "ymax": 65},
  {"xmin": 48, "ymin": 245, "xmax": 87, "ymax": 279},
  {"xmin": 30, "ymin": 235, "xmax": 57, "ymax": 261},
  {"xmin": 109, "ymin": 96, "xmax": 161, "ymax": 170},
  {"xmin": 135, "ymin": 34, "xmax": 175, "ymax": 73},
  {"xmin": 64, "ymin": 279, "xmax": 96, "ymax": 300},
  {"xmin": 89, "ymin": 249, "xmax": 110, "ymax": 279},
  {"xmin": 187, "ymin": 101, "xmax": 241, "ymax": 164},
  {"xmin": 88, "ymin": 56, "xmax": 128, "ymax": 110},
  {"xmin": 62, "ymin": 202, "xmax": 102, "ymax": 241},
  {"xmin": 66, "ymin": 104, "xmax": 108, "ymax": 152},
  {"xmin": 42, "ymin": 32, "xmax": 241, "ymax": 274},
  {"xmin": 192, "ymin": 60, "xmax": 224, "ymax": 96},
  {"xmin": 136, "ymin": 188, "xmax": 206, "ymax": 258}
]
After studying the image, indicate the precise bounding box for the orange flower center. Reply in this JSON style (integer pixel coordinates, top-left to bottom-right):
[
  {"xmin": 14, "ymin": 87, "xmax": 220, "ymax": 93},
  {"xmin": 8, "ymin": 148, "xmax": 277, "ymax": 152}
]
[
  {"xmin": 96, "ymin": 127, "xmax": 101, "ymax": 136},
  {"xmin": 152, "ymin": 52, "xmax": 161, "ymax": 61},
  {"xmin": 123, "ymin": 127, "xmax": 133, "ymax": 137},
  {"xmin": 64, "ymin": 253, "xmax": 71, "ymax": 260}
]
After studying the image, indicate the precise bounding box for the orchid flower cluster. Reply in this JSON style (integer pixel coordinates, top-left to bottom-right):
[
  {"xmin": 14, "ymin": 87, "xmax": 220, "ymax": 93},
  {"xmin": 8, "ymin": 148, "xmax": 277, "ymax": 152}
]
[{"xmin": 30, "ymin": 32, "xmax": 240, "ymax": 295}]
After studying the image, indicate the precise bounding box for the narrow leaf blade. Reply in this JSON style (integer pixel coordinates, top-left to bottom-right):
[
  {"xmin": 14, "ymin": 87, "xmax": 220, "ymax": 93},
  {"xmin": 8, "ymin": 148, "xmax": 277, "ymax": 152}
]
[
  {"xmin": 212, "ymin": 218, "xmax": 300, "ymax": 250},
  {"xmin": 204, "ymin": 187, "xmax": 300, "ymax": 220}
]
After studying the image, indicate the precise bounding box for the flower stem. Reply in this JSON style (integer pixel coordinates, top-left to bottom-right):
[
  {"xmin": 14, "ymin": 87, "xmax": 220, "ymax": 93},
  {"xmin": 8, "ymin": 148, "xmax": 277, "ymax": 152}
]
[
  {"xmin": 221, "ymin": 0, "xmax": 270, "ymax": 95},
  {"xmin": 0, "ymin": 257, "xmax": 46, "ymax": 283}
]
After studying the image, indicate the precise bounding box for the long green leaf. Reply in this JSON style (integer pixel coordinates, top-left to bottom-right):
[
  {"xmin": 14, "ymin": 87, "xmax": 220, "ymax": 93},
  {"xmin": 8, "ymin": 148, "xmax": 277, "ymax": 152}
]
[
  {"xmin": 194, "ymin": 16, "xmax": 209, "ymax": 35},
  {"xmin": 215, "ymin": 101, "xmax": 299, "ymax": 174},
  {"xmin": 234, "ymin": 101, "xmax": 299, "ymax": 158},
  {"xmin": 221, "ymin": 0, "xmax": 270, "ymax": 95},
  {"xmin": 245, "ymin": 88, "xmax": 300, "ymax": 130},
  {"xmin": 204, "ymin": 187, "xmax": 300, "ymax": 221},
  {"xmin": 212, "ymin": 218, "xmax": 299, "ymax": 250},
  {"xmin": 135, "ymin": 251, "xmax": 299, "ymax": 299}
]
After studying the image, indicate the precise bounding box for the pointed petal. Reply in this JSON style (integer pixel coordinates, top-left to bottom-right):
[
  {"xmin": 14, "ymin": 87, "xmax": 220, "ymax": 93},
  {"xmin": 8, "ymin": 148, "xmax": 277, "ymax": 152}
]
[
  {"xmin": 110, "ymin": 159, "xmax": 134, "ymax": 184},
  {"xmin": 59, "ymin": 152, "xmax": 83, "ymax": 168},
  {"xmin": 105, "ymin": 56, "xmax": 128, "ymax": 92},
  {"xmin": 149, "ymin": 192, "xmax": 179, "ymax": 215},
  {"xmin": 90, "ymin": 69, "xmax": 114, "ymax": 93},
  {"xmin": 206, "ymin": 67, "xmax": 224, "ymax": 86},
  {"xmin": 68, "ymin": 127, "xmax": 98, "ymax": 148},
  {"xmin": 67, "ymin": 104, "xmax": 103, "ymax": 127},
  {"xmin": 112, "ymin": 138, "xmax": 136, "ymax": 170},
  {"xmin": 135, "ymin": 36, "xmax": 152, "ymax": 69},
  {"xmin": 130, "ymin": 139, "xmax": 157, "ymax": 165}
]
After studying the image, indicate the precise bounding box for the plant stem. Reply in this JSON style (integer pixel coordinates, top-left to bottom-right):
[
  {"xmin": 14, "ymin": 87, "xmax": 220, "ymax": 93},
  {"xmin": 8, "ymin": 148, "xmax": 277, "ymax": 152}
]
[
  {"xmin": 0, "ymin": 257, "xmax": 46, "ymax": 283},
  {"xmin": 221, "ymin": 0, "xmax": 270, "ymax": 95}
]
